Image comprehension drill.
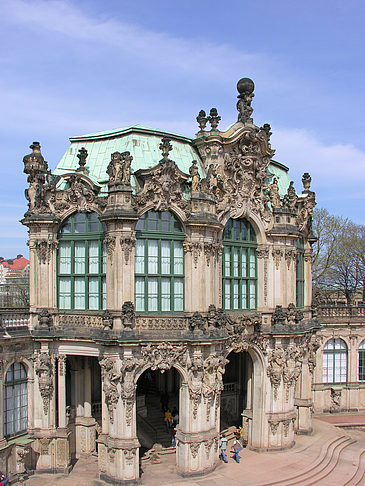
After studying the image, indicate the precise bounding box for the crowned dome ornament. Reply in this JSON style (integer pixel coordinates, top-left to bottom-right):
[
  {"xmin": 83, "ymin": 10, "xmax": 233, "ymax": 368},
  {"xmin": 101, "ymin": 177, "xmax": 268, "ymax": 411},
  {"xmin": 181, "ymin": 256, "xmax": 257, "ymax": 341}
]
[{"xmin": 236, "ymin": 77, "xmax": 255, "ymax": 124}]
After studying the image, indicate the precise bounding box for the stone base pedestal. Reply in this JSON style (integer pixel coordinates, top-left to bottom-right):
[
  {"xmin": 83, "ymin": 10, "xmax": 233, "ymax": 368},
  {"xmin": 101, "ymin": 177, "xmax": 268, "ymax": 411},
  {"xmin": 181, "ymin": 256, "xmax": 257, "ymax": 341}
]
[
  {"xmin": 295, "ymin": 399, "xmax": 313, "ymax": 435},
  {"xmin": 98, "ymin": 435, "xmax": 140, "ymax": 485},
  {"xmin": 75, "ymin": 416, "xmax": 96, "ymax": 457},
  {"xmin": 176, "ymin": 428, "xmax": 218, "ymax": 477}
]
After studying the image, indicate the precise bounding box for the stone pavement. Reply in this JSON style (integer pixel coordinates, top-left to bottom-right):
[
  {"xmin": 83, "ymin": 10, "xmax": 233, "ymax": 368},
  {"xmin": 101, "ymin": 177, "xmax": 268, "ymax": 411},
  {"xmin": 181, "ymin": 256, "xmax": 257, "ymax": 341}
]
[{"xmin": 26, "ymin": 417, "xmax": 365, "ymax": 486}]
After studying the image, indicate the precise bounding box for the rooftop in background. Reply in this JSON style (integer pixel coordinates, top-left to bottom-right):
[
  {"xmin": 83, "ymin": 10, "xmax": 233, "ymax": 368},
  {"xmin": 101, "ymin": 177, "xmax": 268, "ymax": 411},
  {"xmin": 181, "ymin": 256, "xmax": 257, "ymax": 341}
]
[{"xmin": 0, "ymin": 255, "xmax": 29, "ymax": 270}]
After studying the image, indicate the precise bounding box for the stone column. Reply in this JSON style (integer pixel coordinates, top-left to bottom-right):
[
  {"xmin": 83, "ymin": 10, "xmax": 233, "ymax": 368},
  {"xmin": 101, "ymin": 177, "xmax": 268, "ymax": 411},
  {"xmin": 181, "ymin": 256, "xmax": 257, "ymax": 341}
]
[
  {"xmin": 184, "ymin": 195, "xmax": 221, "ymax": 313},
  {"xmin": 25, "ymin": 219, "xmax": 58, "ymax": 318},
  {"xmin": 55, "ymin": 355, "xmax": 71, "ymax": 472},
  {"xmin": 32, "ymin": 348, "xmax": 57, "ymax": 472},
  {"xmin": 294, "ymin": 359, "xmax": 313, "ymax": 434},
  {"xmin": 176, "ymin": 372, "xmax": 218, "ymax": 477},
  {"xmin": 101, "ymin": 182, "xmax": 138, "ymax": 326},
  {"xmin": 98, "ymin": 355, "xmax": 140, "ymax": 485}
]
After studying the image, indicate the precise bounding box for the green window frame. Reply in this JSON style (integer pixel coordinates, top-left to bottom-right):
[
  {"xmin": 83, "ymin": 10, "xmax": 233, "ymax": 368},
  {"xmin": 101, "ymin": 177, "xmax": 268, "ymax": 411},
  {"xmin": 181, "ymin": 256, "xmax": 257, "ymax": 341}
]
[
  {"xmin": 4, "ymin": 363, "xmax": 27, "ymax": 438},
  {"xmin": 358, "ymin": 340, "xmax": 365, "ymax": 381},
  {"xmin": 57, "ymin": 212, "xmax": 106, "ymax": 311},
  {"xmin": 135, "ymin": 210, "xmax": 184, "ymax": 313},
  {"xmin": 296, "ymin": 238, "xmax": 305, "ymax": 308},
  {"xmin": 323, "ymin": 338, "xmax": 347, "ymax": 384},
  {"xmin": 222, "ymin": 218, "xmax": 257, "ymax": 311}
]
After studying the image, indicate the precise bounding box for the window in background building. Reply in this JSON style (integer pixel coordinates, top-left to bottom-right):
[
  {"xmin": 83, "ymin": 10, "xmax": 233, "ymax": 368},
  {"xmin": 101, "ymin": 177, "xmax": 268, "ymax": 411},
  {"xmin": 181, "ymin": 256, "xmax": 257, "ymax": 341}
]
[
  {"xmin": 359, "ymin": 340, "xmax": 365, "ymax": 381},
  {"xmin": 323, "ymin": 338, "xmax": 347, "ymax": 383}
]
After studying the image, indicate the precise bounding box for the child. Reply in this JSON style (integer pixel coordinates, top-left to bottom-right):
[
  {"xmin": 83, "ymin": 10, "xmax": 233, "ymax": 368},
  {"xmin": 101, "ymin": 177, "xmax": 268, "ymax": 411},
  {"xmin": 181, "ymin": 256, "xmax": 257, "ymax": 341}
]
[{"xmin": 231, "ymin": 439, "xmax": 242, "ymax": 463}]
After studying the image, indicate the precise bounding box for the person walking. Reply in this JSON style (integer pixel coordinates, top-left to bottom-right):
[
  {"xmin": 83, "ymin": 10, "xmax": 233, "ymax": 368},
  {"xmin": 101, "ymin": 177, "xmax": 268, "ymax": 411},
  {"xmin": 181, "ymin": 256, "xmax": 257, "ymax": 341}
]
[
  {"xmin": 164, "ymin": 408, "xmax": 172, "ymax": 432},
  {"xmin": 219, "ymin": 434, "xmax": 228, "ymax": 463},
  {"xmin": 171, "ymin": 426, "xmax": 177, "ymax": 447},
  {"xmin": 231, "ymin": 439, "xmax": 242, "ymax": 463}
]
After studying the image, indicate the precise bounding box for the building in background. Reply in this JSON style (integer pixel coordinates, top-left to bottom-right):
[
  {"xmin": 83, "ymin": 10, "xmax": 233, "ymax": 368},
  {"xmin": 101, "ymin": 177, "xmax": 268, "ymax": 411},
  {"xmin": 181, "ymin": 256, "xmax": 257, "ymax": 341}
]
[
  {"xmin": 0, "ymin": 255, "xmax": 29, "ymax": 308},
  {"xmin": 0, "ymin": 78, "xmax": 322, "ymax": 484}
]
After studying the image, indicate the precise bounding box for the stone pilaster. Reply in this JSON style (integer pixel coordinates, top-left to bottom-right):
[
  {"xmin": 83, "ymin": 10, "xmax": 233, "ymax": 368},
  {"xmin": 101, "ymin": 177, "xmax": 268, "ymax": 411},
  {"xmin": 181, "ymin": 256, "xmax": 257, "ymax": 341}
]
[
  {"xmin": 98, "ymin": 355, "xmax": 140, "ymax": 485},
  {"xmin": 176, "ymin": 380, "xmax": 218, "ymax": 476},
  {"xmin": 0, "ymin": 360, "xmax": 6, "ymax": 448},
  {"xmin": 184, "ymin": 195, "xmax": 222, "ymax": 313}
]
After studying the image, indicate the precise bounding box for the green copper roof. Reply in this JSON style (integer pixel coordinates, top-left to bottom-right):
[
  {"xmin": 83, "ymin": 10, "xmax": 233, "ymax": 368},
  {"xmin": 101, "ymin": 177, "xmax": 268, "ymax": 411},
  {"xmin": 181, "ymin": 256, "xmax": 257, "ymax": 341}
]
[
  {"xmin": 54, "ymin": 125, "xmax": 292, "ymax": 197},
  {"xmin": 54, "ymin": 125, "xmax": 202, "ymax": 188}
]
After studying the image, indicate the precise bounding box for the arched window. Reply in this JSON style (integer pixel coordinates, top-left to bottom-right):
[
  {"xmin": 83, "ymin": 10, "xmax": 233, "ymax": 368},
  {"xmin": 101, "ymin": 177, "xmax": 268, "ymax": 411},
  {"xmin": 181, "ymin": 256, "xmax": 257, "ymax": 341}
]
[
  {"xmin": 58, "ymin": 212, "xmax": 106, "ymax": 310},
  {"xmin": 4, "ymin": 363, "xmax": 27, "ymax": 437},
  {"xmin": 222, "ymin": 218, "xmax": 257, "ymax": 310},
  {"xmin": 323, "ymin": 338, "xmax": 347, "ymax": 383},
  {"xmin": 135, "ymin": 210, "xmax": 184, "ymax": 312},
  {"xmin": 296, "ymin": 238, "xmax": 305, "ymax": 308},
  {"xmin": 359, "ymin": 340, "xmax": 365, "ymax": 381}
]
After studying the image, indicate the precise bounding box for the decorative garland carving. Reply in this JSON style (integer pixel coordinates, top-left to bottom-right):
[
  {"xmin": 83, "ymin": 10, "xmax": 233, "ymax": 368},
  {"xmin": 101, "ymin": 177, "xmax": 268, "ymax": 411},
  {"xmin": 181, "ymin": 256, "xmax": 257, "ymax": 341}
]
[
  {"xmin": 189, "ymin": 442, "xmax": 200, "ymax": 458},
  {"xmin": 183, "ymin": 241, "xmax": 202, "ymax": 268},
  {"xmin": 58, "ymin": 355, "xmax": 66, "ymax": 376},
  {"xmin": 257, "ymin": 245, "xmax": 269, "ymax": 259},
  {"xmin": 120, "ymin": 236, "xmax": 136, "ymax": 265},
  {"xmin": 33, "ymin": 239, "xmax": 58, "ymax": 264},
  {"xmin": 285, "ymin": 249, "xmax": 296, "ymax": 270},
  {"xmin": 140, "ymin": 342, "xmax": 187, "ymax": 372},
  {"xmin": 272, "ymin": 248, "xmax": 283, "ymax": 270},
  {"xmin": 269, "ymin": 420, "xmax": 280, "ymax": 435},
  {"xmin": 104, "ymin": 236, "xmax": 116, "ymax": 262},
  {"xmin": 203, "ymin": 242, "xmax": 214, "ymax": 267},
  {"xmin": 35, "ymin": 353, "xmax": 54, "ymax": 415}
]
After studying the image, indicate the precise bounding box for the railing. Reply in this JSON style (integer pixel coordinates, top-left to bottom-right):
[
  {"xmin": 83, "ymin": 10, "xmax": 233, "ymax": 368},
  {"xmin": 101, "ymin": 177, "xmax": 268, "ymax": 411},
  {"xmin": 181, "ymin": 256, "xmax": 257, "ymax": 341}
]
[
  {"xmin": 317, "ymin": 305, "xmax": 365, "ymax": 318},
  {"xmin": 0, "ymin": 309, "xmax": 30, "ymax": 329},
  {"xmin": 223, "ymin": 382, "xmax": 237, "ymax": 394},
  {"xmin": 54, "ymin": 313, "xmax": 104, "ymax": 328},
  {"xmin": 92, "ymin": 401, "xmax": 102, "ymax": 419}
]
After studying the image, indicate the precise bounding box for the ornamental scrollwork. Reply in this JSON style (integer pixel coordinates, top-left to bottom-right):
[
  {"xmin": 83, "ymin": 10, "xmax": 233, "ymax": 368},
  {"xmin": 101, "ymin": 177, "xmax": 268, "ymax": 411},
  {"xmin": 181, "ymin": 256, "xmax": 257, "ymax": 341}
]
[
  {"xmin": 104, "ymin": 236, "xmax": 116, "ymax": 261},
  {"xmin": 133, "ymin": 138, "xmax": 190, "ymax": 214},
  {"xmin": 120, "ymin": 235, "xmax": 136, "ymax": 265},
  {"xmin": 33, "ymin": 239, "xmax": 58, "ymax": 264}
]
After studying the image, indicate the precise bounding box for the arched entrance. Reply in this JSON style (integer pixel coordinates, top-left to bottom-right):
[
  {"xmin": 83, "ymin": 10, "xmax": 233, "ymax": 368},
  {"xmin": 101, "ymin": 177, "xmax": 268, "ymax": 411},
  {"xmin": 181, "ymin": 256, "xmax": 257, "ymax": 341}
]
[
  {"xmin": 221, "ymin": 347, "xmax": 265, "ymax": 450},
  {"xmin": 136, "ymin": 368, "xmax": 180, "ymax": 451},
  {"xmin": 221, "ymin": 351, "xmax": 252, "ymax": 428}
]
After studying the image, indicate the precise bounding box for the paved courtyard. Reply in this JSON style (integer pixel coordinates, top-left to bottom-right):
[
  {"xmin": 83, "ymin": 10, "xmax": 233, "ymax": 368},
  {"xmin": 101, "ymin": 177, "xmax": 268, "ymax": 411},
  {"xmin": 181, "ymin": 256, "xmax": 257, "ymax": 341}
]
[{"xmin": 25, "ymin": 417, "xmax": 365, "ymax": 485}]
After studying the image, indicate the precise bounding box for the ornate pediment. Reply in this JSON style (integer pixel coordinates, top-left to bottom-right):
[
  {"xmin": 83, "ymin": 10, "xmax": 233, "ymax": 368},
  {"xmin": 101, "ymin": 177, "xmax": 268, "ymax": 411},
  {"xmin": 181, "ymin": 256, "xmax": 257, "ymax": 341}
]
[{"xmin": 133, "ymin": 137, "xmax": 190, "ymax": 213}]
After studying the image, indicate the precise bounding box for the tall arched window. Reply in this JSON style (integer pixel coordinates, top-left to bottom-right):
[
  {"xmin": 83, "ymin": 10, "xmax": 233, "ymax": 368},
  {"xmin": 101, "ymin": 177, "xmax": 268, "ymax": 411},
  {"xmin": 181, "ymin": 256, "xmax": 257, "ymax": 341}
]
[
  {"xmin": 4, "ymin": 363, "xmax": 27, "ymax": 437},
  {"xmin": 359, "ymin": 340, "xmax": 365, "ymax": 381},
  {"xmin": 135, "ymin": 210, "xmax": 184, "ymax": 312},
  {"xmin": 223, "ymin": 218, "xmax": 257, "ymax": 310},
  {"xmin": 296, "ymin": 238, "xmax": 305, "ymax": 308},
  {"xmin": 58, "ymin": 212, "xmax": 106, "ymax": 310},
  {"xmin": 323, "ymin": 338, "xmax": 347, "ymax": 383}
]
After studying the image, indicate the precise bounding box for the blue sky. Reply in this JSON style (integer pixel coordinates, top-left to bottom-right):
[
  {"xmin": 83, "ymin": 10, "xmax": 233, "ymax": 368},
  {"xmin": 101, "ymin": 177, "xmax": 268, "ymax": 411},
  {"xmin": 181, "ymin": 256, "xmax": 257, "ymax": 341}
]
[{"xmin": 1, "ymin": 0, "xmax": 365, "ymax": 258}]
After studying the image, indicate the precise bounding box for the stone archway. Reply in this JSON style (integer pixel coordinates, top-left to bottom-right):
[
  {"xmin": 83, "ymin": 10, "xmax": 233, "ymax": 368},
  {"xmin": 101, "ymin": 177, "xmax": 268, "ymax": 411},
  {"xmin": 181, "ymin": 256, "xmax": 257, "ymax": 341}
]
[
  {"xmin": 222, "ymin": 345, "xmax": 265, "ymax": 451},
  {"xmin": 136, "ymin": 367, "xmax": 180, "ymax": 451}
]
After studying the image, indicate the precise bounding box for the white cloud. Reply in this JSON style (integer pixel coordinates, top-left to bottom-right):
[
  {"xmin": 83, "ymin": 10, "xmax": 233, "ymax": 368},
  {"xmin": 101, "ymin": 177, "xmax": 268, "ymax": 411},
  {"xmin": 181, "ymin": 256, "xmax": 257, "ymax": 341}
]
[
  {"xmin": 272, "ymin": 128, "xmax": 365, "ymax": 197},
  {"xmin": 2, "ymin": 0, "xmax": 266, "ymax": 81}
]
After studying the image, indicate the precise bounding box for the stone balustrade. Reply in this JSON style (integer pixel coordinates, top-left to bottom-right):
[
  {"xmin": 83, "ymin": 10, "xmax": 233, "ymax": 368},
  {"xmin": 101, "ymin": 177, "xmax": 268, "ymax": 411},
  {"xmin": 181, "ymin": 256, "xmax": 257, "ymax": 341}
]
[
  {"xmin": 317, "ymin": 305, "xmax": 365, "ymax": 320},
  {"xmin": 0, "ymin": 309, "xmax": 30, "ymax": 330}
]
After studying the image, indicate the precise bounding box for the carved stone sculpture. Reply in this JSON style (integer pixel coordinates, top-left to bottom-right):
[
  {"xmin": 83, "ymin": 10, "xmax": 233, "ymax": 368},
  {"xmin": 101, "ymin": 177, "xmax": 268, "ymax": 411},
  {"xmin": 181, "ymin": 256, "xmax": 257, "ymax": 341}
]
[
  {"xmin": 268, "ymin": 177, "xmax": 281, "ymax": 208},
  {"xmin": 189, "ymin": 160, "xmax": 201, "ymax": 193},
  {"xmin": 99, "ymin": 357, "xmax": 120, "ymax": 423},
  {"xmin": 38, "ymin": 309, "xmax": 52, "ymax": 328},
  {"xmin": 236, "ymin": 77, "xmax": 255, "ymax": 124},
  {"xmin": 196, "ymin": 110, "xmax": 208, "ymax": 131},
  {"xmin": 121, "ymin": 301, "xmax": 136, "ymax": 331},
  {"xmin": 36, "ymin": 353, "xmax": 54, "ymax": 414},
  {"xmin": 282, "ymin": 181, "xmax": 297, "ymax": 210},
  {"xmin": 76, "ymin": 147, "xmax": 88, "ymax": 172},
  {"xmin": 207, "ymin": 108, "xmax": 221, "ymax": 130}
]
